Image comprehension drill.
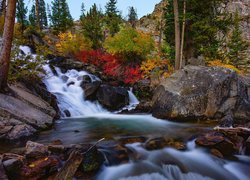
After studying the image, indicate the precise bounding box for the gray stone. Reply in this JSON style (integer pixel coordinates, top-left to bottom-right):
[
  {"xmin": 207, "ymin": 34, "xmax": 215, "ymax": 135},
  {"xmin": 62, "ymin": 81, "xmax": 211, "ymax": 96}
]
[{"xmin": 152, "ymin": 66, "xmax": 250, "ymax": 124}]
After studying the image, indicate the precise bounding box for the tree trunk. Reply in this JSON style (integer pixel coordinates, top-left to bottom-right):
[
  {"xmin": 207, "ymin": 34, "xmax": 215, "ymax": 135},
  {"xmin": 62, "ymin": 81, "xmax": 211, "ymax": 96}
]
[
  {"xmin": 35, "ymin": 0, "xmax": 40, "ymax": 30},
  {"xmin": 173, "ymin": 0, "xmax": 181, "ymax": 70},
  {"xmin": 0, "ymin": 0, "xmax": 16, "ymax": 92},
  {"xmin": 180, "ymin": 0, "xmax": 186, "ymax": 68}
]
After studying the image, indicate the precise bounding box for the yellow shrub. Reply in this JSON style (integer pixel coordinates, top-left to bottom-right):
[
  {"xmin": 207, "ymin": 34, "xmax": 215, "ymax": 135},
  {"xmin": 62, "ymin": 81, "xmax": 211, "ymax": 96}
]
[
  {"xmin": 140, "ymin": 59, "xmax": 173, "ymax": 79},
  {"xmin": 56, "ymin": 32, "xmax": 92, "ymax": 56},
  {"xmin": 208, "ymin": 60, "xmax": 241, "ymax": 74}
]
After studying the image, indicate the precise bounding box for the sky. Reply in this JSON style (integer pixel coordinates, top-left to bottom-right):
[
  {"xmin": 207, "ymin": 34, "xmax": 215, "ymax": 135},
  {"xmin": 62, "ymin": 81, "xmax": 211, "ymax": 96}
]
[{"xmin": 24, "ymin": 0, "xmax": 162, "ymax": 20}]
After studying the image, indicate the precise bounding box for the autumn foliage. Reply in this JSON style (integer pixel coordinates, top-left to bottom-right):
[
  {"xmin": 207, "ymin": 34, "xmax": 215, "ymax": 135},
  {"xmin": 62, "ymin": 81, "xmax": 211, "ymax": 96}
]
[
  {"xmin": 208, "ymin": 59, "xmax": 241, "ymax": 74},
  {"xmin": 76, "ymin": 50, "xmax": 141, "ymax": 84}
]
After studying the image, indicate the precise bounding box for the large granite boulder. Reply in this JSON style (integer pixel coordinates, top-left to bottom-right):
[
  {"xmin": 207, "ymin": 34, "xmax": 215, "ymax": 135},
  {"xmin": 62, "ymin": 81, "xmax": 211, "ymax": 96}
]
[
  {"xmin": 0, "ymin": 84, "xmax": 57, "ymax": 140},
  {"xmin": 96, "ymin": 85, "xmax": 129, "ymax": 110},
  {"xmin": 152, "ymin": 66, "xmax": 250, "ymax": 125}
]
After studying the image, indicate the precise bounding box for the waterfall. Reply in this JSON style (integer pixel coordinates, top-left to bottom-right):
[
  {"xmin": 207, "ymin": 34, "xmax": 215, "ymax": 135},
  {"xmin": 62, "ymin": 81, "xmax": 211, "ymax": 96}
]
[
  {"xmin": 42, "ymin": 65, "xmax": 108, "ymax": 117},
  {"xmin": 18, "ymin": 45, "xmax": 139, "ymax": 117}
]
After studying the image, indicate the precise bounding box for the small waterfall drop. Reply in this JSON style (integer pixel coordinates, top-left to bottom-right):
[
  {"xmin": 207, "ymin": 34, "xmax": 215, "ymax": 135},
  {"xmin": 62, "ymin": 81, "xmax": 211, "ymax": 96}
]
[{"xmin": 43, "ymin": 65, "xmax": 108, "ymax": 117}]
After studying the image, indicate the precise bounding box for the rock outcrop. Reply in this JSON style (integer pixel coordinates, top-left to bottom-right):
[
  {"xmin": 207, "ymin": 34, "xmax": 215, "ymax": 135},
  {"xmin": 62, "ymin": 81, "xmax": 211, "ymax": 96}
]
[
  {"xmin": 0, "ymin": 84, "xmax": 57, "ymax": 140},
  {"xmin": 152, "ymin": 66, "xmax": 250, "ymax": 125}
]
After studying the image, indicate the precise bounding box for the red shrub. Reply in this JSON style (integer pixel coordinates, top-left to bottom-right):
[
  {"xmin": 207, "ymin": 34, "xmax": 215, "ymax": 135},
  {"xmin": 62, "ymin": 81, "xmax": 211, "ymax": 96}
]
[{"xmin": 75, "ymin": 50, "xmax": 142, "ymax": 85}]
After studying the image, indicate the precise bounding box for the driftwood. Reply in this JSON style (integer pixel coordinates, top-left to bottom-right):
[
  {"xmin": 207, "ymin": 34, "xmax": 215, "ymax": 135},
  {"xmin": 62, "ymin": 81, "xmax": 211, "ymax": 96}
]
[{"xmin": 55, "ymin": 138, "xmax": 105, "ymax": 180}]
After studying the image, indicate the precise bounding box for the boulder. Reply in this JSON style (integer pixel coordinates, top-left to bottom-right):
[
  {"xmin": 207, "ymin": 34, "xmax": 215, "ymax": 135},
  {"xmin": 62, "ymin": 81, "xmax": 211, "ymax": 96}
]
[
  {"xmin": 152, "ymin": 66, "xmax": 250, "ymax": 124},
  {"xmin": 144, "ymin": 137, "xmax": 186, "ymax": 151},
  {"xmin": 78, "ymin": 75, "xmax": 92, "ymax": 84},
  {"xmin": 49, "ymin": 57, "xmax": 85, "ymax": 73},
  {"xmin": 25, "ymin": 141, "xmax": 48, "ymax": 161},
  {"xmin": 0, "ymin": 84, "xmax": 57, "ymax": 141},
  {"xmin": 81, "ymin": 81, "xmax": 101, "ymax": 101},
  {"xmin": 96, "ymin": 85, "xmax": 129, "ymax": 110}
]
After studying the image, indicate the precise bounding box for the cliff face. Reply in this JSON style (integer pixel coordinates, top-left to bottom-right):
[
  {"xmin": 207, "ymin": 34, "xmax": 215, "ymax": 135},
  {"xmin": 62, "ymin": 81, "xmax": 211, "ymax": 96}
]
[
  {"xmin": 138, "ymin": 0, "xmax": 250, "ymax": 44},
  {"xmin": 226, "ymin": 0, "xmax": 250, "ymax": 41}
]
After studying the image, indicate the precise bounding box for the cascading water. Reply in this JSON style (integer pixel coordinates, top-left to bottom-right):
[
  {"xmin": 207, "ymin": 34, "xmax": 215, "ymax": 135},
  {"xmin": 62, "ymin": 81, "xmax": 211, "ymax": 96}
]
[
  {"xmin": 18, "ymin": 45, "xmax": 139, "ymax": 117},
  {"xmin": 42, "ymin": 65, "xmax": 108, "ymax": 117}
]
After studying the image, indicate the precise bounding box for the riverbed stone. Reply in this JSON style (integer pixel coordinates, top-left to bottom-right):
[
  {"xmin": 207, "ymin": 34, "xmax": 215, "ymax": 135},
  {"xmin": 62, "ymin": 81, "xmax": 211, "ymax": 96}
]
[
  {"xmin": 152, "ymin": 66, "xmax": 250, "ymax": 124},
  {"xmin": 25, "ymin": 141, "xmax": 48, "ymax": 161},
  {"xmin": 96, "ymin": 85, "xmax": 129, "ymax": 110},
  {"xmin": 144, "ymin": 137, "xmax": 186, "ymax": 151}
]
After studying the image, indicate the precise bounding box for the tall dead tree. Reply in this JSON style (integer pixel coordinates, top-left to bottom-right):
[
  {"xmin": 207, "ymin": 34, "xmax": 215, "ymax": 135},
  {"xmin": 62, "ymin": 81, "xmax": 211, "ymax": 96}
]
[
  {"xmin": 180, "ymin": 0, "xmax": 186, "ymax": 68},
  {"xmin": 173, "ymin": 0, "xmax": 181, "ymax": 70},
  {"xmin": 0, "ymin": 0, "xmax": 16, "ymax": 92}
]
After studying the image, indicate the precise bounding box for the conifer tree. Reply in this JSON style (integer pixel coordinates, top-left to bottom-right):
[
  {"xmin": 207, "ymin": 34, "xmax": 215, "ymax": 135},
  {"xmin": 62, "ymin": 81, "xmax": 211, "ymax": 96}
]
[
  {"xmin": 128, "ymin": 6, "xmax": 137, "ymax": 28},
  {"xmin": 81, "ymin": 3, "xmax": 103, "ymax": 49},
  {"xmin": 29, "ymin": 4, "xmax": 36, "ymax": 26},
  {"xmin": 50, "ymin": 0, "xmax": 73, "ymax": 33},
  {"xmin": 16, "ymin": 0, "xmax": 28, "ymax": 34},
  {"xmin": 105, "ymin": 0, "xmax": 121, "ymax": 36},
  {"xmin": 39, "ymin": 0, "xmax": 47, "ymax": 28},
  {"xmin": 227, "ymin": 12, "xmax": 249, "ymax": 67},
  {"xmin": 80, "ymin": 2, "xmax": 85, "ymax": 20}
]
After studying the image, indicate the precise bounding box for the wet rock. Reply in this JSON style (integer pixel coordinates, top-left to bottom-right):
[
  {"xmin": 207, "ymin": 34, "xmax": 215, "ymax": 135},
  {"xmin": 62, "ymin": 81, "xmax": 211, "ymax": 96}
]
[
  {"xmin": 118, "ymin": 136, "xmax": 147, "ymax": 145},
  {"xmin": 195, "ymin": 131, "xmax": 239, "ymax": 157},
  {"xmin": 79, "ymin": 75, "xmax": 92, "ymax": 84},
  {"xmin": 3, "ymin": 158, "xmax": 23, "ymax": 179},
  {"xmin": 135, "ymin": 101, "xmax": 152, "ymax": 113},
  {"xmin": 49, "ymin": 57, "xmax": 85, "ymax": 72},
  {"xmin": 64, "ymin": 110, "xmax": 71, "ymax": 117},
  {"xmin": 61, "ymin": 75, "xmax": 69, "ymax": 82},
  {"xmin": 20, "ymin": 156, "xmax": 59, "ymax": 179},
  {"xmin": 80, "ymin": 146, "xmax": 104, "ymax": 172},
  {"xmin": 0, "ymin": 160, "xmax": 8, "ymax": 180},
  {"xmin": 81, "ymin": 81, "xmax": 101, "ymax": 101},
  {"xmin": 7, "ymin": 124, "xmax": 36, "ymax": 140},
  {"xmin": 67, "ymin": 81, "xmax": 75, "ymax": 86},
  {"xmin": 96, "ymin": 85, "xmax": 129, "ymax": 110},
  {"xmin": 144, "ymin": 137, "xmax": 186, "ymax": 151},
  {"xmin": 25, "ymin": 141, "xmax": 48, "ymax": 161},
  {"xmin": 210, "ymin": 149, "xmax": 224, "ymax": 158},
  {"xmin": 152, "ymin": 66, "xmax": 250, "ymax": 124}
]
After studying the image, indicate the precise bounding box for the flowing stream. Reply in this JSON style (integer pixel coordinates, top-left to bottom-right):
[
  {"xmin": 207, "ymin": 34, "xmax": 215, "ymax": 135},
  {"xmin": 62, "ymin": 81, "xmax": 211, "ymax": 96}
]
[{"xmin": 21, "ymin": 46, "xmax": 250, "ymax": 180}]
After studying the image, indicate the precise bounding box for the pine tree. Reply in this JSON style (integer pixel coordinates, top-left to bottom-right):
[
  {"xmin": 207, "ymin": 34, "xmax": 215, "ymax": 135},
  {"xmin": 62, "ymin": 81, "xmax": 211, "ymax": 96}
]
[
  {"xmin": 105, "ymin": 0, "xmax": 121, "ymax": 36},
  {"xmin": 16, "ymin": 0, "xmax": 28, "ymax": 35},
  {"xmin": 128, "ymin": 6, "xmax": 137, "ymax": 28},
  {"xmin": 227, "ymin": 12, "xmax": 249, "ymax": 67},
  {"xmin": 50, "ymin": 0, "xmax": 73, "ymax": 33},
  {"xmin": 164, "ymin": 0, "xmax": 231, "ymax": 61},
  {"xmin": 80, "ymin": 2, "xmax": 85, "ymax": 20},
  {"xmin": 29, "ymin": 4, "xmax": 36, "ymax": 26},
  {"xmin": 39, "ymin": 0, "xmax": 47, "ymax": 28},
  {"xmin": 80, "ymin": 3, "xmax": 103, "ymax": 49}
]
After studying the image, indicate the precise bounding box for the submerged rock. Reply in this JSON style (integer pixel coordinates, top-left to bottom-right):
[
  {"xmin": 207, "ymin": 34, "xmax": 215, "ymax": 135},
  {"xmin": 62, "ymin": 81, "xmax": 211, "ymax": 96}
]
[
  {"xmin": 25, "ymin": 141, "xmax": 48, "ymax": 162},
  {"xmin": 96, "ymin": 85, "xmax": 129, "ymax": 110},
  {"xmin": 152, "ymin": 66, "xmax": 250, "ymax": 125}
]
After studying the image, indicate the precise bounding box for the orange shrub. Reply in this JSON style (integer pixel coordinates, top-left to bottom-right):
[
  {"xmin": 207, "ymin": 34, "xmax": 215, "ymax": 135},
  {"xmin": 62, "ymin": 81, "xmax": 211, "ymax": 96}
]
[{"xmin": 208, "ymin": 60, "xmax": 241, "ymax": 74}]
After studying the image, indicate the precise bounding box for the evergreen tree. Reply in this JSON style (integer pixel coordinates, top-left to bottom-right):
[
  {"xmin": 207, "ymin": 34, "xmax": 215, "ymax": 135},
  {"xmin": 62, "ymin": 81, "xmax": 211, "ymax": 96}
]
[
  {"xmin": 128, "ymin": 6, "xmax": 137, "ymax": 28},
  {"xmin": 80, "ymin": 3, "xmax": 103, "ymax": 49},
  {"xmin": 227, "ymin": 12, "xmax": 249, "ymax": 67},
  {"xmin": 29, "ymin": 5, "xmax": 36, "ymax": 26},
  {"xmin": 80, "ymin": 2, "xmax": 85, "ymax": 20},
  {"xmin": 16, "ymin": 0, "xmax": 28, "ymax": 34},
  {"xmin": 50, "ymin": 0, "xmax": 73, "ymax": 33},
  {"xmin": 39, "ymin": 0, "xmax": 47, "ymax": 28},
  {"xmin": 164, "ymin": 0, "xmax": 231, "ymax": 60},
  {"xmin": 105, "ymin": 0, "xmax": 121, "ymax": 36}
]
